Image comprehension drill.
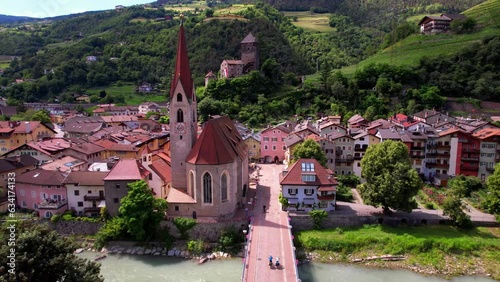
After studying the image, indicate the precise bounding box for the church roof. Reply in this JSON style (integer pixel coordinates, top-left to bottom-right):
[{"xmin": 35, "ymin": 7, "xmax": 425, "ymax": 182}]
[
  {"xmin": 186, "ymin": 116, "xmax": 247, "ymax": 165},
  {"xmin": 170, "ymin": 21, "xmax": 194, "ymax": 101},
  {"xmin": 241, "ymin": 32, "xmax": 257, "ymax": 44}
]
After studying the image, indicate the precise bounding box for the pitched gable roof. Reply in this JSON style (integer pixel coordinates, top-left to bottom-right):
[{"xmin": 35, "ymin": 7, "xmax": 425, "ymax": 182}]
[
  {"xmin": 241, "ymin": 32, "xmax": 257, "ymax": 43},
  {"xmin": 16, "ymin": 169, "xmax": 66, "ymax": 185},
  {"xmin": 63, "ymin": 171, "xmax": 107, "ymax": 186},
  {"xmin": 186, "ymin": 116, "xmax": 247, "ymax": 165},
  {"xmin": 103, "ymin": 159, "xmax": 150, "ymax": 181},
  {"xmin": 170, "ymin": 22, "xmax": 194, "ymax": 100},
  {"xmin": 280, "ymin": 158, "xmax": 337, "ymax": 187}
]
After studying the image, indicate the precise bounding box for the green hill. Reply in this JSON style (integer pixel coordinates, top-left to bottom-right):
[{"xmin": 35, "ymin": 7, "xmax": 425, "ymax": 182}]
[{"xmin": 339, "ymin": 0, "xmax": 500, "ymax": 76}]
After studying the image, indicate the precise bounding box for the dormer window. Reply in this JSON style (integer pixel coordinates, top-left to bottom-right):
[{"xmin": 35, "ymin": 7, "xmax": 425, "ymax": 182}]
[
  {"xmin": 302, "ymin": 174, "xmax": 315, "ymax": 182},
  {"xmin": 301, "ymin": 162, "xmax": 315, "ymax": 172}
]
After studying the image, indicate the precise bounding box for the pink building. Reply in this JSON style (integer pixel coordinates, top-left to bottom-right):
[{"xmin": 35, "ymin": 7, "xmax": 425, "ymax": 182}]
[
  {"xmin": 15, "ymin": 169, "xmax": 68, "ymax": 218},
  {"xmin": 260, "ymin": 121, "xmax": 295, "ymax": 163}
]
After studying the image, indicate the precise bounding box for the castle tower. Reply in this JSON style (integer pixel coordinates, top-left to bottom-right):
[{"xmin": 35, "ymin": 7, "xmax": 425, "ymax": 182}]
[
  {"xmin": 169, "ymin": 18, "xmax": 197, "ymax": 190},
  {"xmin": 240, "ymin": 33, "xmax": 259, "ymax": 73}
]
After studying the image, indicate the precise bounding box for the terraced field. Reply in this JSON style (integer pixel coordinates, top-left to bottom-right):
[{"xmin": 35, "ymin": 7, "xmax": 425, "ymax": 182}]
[{"xmin": 283, "ymin": 11, "xmax": 336, "ymax": 33}]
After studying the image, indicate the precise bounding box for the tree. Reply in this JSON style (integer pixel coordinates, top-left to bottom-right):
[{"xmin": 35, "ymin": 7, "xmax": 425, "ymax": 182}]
[
  {"xmin": 443, "ymin": 195, "xmax": 472, "ymax": 228},
  {"xmin": 309, "ymin": 210, "xmax": 328, "ymax": 229},
  {"xmin": 173, "ymin": 217, "xmax": 197, "ymax": 239},
  {"xmin": 484, "ymin": 163, "xmax": 500, "ymax": 218},
  {"xmin": 118, "ymin": 180, "xmax": 168, "ymax": 241},
  {"xmin": 448, "ymin": 175, "xmax": 483, "ymax": 197},
  {"xmin": 0, "ymin": 223, "xmax": 103, "ymax": 282},
  {"xmin": 359, "ymin": 140, "xmax": 422, "ymax": 213},
  {"xmin": 30, "ymin": 110, "xmax": 51, "ymax": 124},
  {"xmin": 292, "ymin": 139, "xmax": 327, "ymax": 167}
]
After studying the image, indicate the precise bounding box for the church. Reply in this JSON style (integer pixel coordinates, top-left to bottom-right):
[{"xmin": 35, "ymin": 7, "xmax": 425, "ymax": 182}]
[{"xmin": 166, "ymin": 20, "xmax": 249, "ymax": 219}]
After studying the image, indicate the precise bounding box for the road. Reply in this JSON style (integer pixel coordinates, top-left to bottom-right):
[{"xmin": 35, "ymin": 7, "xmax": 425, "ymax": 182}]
[{"xmin": 243, "ymin": 164, "xmax": 299, "ymax": 282}]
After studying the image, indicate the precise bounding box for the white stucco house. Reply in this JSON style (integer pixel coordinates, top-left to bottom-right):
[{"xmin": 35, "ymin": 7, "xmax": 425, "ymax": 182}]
[{"xmin": 280, "ymin": 158, "xmax": 337, "ymax": 211}]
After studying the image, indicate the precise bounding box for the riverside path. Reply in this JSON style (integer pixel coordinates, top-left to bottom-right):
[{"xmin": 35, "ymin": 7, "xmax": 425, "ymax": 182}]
[{"xmin": 243, "ymin": 164, "xmax": 299, "ymax": 282}]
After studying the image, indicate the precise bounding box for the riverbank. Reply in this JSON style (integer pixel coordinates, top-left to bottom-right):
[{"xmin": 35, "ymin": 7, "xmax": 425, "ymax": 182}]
[{"xmin": 295, "ymin": 225, "xmax": 500, "ymax": 280}]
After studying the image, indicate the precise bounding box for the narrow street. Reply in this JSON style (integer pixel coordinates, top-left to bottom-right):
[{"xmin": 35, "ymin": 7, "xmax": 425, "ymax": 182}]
[{"xmin": 243, "ymin": 164, "xmax": 299, "ymax": 282}]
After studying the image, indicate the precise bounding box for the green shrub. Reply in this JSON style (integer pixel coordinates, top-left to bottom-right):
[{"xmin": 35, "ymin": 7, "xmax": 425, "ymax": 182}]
[
  {"xmin": 309, "ymin": 210, "xmax": 328, "ymax": 229},
  {"xmin": 95, "ymin": 217, "xmax": 126, "ymax": 249},
  {"xmin": 51, "ymin": 214, "xmax": 61, "ymax": 223},
  {"xmin": 187, "ymin": 240, "xmax": 204, "ymax": 255},
  {"xmin": 173, "ymin": 217, "xmax": 197, "ymax": 239}
]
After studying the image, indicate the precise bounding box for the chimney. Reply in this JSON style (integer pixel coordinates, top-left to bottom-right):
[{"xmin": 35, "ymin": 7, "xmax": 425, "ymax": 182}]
[{"xmin": 24, "ymin": 121, "xmax": 31, "ymax": 133}]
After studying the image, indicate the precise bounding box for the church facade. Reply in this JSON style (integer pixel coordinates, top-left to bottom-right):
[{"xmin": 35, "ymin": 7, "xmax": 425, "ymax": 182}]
[{"xmin": 167, "ymin": 22, "xmax": 249, "ymax": 219}]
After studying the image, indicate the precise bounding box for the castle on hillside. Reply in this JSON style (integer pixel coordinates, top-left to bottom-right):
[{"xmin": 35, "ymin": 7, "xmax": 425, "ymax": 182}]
[
  {"xmin": 217, "ymin": 33, "xmax": 260, "ymax": 80},
  {"xmin": 168, "ymin": 21, "xmax": 249, "ymax": 219}
]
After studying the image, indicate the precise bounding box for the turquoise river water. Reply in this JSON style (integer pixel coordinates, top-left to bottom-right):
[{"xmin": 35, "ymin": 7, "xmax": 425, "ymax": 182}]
[{"xmin": 77, "ymin": 252, "xmax": 497, "ymax": 282}]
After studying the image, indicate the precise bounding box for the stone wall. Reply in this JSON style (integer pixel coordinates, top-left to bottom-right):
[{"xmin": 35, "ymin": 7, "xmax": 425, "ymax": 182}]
[
  {"xmin": 162, "ymin": 220, "xmax": 247, "ymax": 242},
  {"xmin": 50, "ymin": 220, "xmax": 103, "ymax": 235}
]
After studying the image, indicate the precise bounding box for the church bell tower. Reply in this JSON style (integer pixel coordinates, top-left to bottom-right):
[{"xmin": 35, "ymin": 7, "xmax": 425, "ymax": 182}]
[{"xmin": 169, "ymin": 17, "xmax": 197, "ymax": 190}]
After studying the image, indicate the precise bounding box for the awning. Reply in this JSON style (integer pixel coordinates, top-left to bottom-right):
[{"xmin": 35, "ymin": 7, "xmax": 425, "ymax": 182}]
[
  {"xmin": 318, "ymin": 186, "xmax": 335, "ymax": 192},
  {"xmin": 287, "ymin": 198, "xmax": 299, "ymax": 205},
  {"xmin": 98, "ymin": 200, "xmax": 106, "ymax": 208},
  {"xmin": 303, "ymin": 198, "xmax": 315, "ymax": 205}
]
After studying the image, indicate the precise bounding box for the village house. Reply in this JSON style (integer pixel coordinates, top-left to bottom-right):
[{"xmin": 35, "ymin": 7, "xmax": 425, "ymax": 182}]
[
  {"xmin": 0, "ymin": 155, "xmax": 38, "ymax": 197},
  {"xmin": 204, "ymin": 70, "xmax": 217, "ymax": 86},
  {"xmin": 86, "ymin": 56, "xmax": 97, "ymax": 63},
  {"xmin": 137, "ymin": 82, "xmax": 153, "ymax": 93},
  {"xmin": 473, "ymin": 128, "xmax": 500, "ymax": 181},
  {"xmin": 260, "ymin": 121, "xmax": 295, "ymax": 163},
  {"xmin": 15, "ymin": 169, "xmax": 68, "ymax": 218},
  {"xmin": 104, "ymin": 159, "xmax": 150, "ymax": 216},
  {"xmin": 418, "ymin": 14, "xmax": 467, "ymax": 34},
  {"xmin": 327, "ymin": 132, "xmax": 355, "ymax": 176},
  {"xmin": 244, "ymin": 134, "xmax": 261, "ymax": 163},
  {"xmin": 352, "ymin": 132, "xmax": 380, "ymax": 177},
  {"xmin": 75, "ymin": 95, "xmax": 90, "ymax": 103},
  {"xmin": 306, "ymin": 134, "xmax": 336, "ymax": 173},
  {"xmin": 141, "ymin": 150, "xmax": 171, "ymax": 199},
  {"xmin": 40, "ymin": 156, "xmax": 87, "ymax": 173},
  {"xmin": 0, "ymin": 121, "xmax": 56, "ymax": 154},
  {"xmin": 64, "ymin": 171, "xmax": 107, "ymax": 216},
  {"xmin": 92, "ymin": 105, "xmax": 139, "ymax": 116},
  {"xmin": 283, "ymin": 133, "xmax": 304, "ymax": 167},
  {"xmin": 138, "ymin": 102, "xmax": 162, "ymax": 115},
  {"xmin": 280, "ymin": 158, "xmax": 337, "ymax": 211}
]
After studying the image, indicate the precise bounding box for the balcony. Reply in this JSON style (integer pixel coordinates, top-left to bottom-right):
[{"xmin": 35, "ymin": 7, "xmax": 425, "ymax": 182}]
[
  {"xmin": 426, "ymin": 152, "xmax": 438, "ymax": 157},
  {"xmin": 461, "ymin": 157, "xmax": 479, "ymax": 162},
  {"xmin": 426, "ymin": 162, "xmax": 437, "ymax": 168},
  {"xmin": 436, "ymin": 152, "xmax": 450, "ymax": 158},
  {"xmin": 411, "ymin": 154, "xmax": 425, "ymax": 159},
  {"xmin": 437, "ymin": 144, "xmax": 450, "ymax": 149},
  {"xmin": 335, "ymin": 158, "xmax": 354, "ymax": 163},
  {"xmin": 84, "ymin": 207, "xmax": 101, "ymax": 213},
  {"xmin": 317, "ymin": 194, "xmax": 335, "ymax": 201},
  {"xmin": 436, "ymin": 163, "xmax": 449, "ymax": 168},
  {"xmin": 462, "ymin": 147, "xmax": 480, "ymax": 153},
  {"xmin": 38, "ymin": 199, "xmax": 68, "ymax": 210},
  {"xmin": 354, "ymin": 146, "xmax": 368, "ymax": 152},
  {"xmin": 412, "ymin": 146, "xmax": 424, "ymax": 150},
  {"xmin": 84, "ymin": 195, "xmax": 105, "ymax": 201},
  {"xmin": 426, "ymin": 143, "xmax": 438, "ymax": 149},
  {"xmin": 461, "ymin": 164, "xmax": 478, "ymax": 171},
  {"xmin": 486, "ymin": 166, "xmax": 495, "ymax": 172}
]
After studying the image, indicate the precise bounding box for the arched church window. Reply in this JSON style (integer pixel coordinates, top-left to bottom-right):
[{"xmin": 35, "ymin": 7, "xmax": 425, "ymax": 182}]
[
  {"xmin": 221, "ymin": 173, "xmax": 228, "ymax": 202},
  {"xmin": 177, "ymin": 93, "xmax": 182, "ymax": 102},
  {"xmin": 189, "ymin": 171, "xmax": 195, "ymax": 197},
  {"xmin": 203, "ymin": 172, "xmax": 212, "ymax": 204},
  {"xmin": 177, "ymin": 109, "xmax": 184, "ymax": 122}
]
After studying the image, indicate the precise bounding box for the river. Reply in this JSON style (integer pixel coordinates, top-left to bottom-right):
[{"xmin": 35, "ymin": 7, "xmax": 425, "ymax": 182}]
[{"xmin": 77, "ymin": 252, "xmax": 496, "ymax": 282}]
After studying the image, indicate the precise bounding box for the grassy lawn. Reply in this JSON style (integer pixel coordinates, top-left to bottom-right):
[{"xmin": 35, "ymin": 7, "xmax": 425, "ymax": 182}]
[
  {"xmin": 0, "ymin": 62, "xmax": 10, "ymax": 69},
  {"xmin": 297, "ymin": 225, "xmax": 500, "ymax": 278},
  {"xmin": 164, "ymin": 2, "xmax": 208, "ymax": 12},
  {"xmin": 86, "ymin": 82, "xmax": 167, "ymax": 105},
  {"xmin": 283, "ymin": 11, "xmax": 335, "ymax": 33},
  {"xmin": 215, "ymin": 4, "xmax": 253, "ymax": 16}
]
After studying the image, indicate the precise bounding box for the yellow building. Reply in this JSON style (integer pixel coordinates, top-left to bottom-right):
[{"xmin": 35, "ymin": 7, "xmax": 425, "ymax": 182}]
[
  {"xmin": 0, "ymin": 121, "xmax": 55, "ymax": 154},
  {"xmin": 244, "ymin": 134, "xmax": 261, "ymax": 162}
]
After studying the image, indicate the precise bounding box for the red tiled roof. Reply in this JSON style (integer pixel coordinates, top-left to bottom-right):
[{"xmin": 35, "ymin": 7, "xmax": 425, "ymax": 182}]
[
  {"xmin": 104, "ymin": 159, "xmax": 150, "ymax": 181},
  {"xmin": 170, "ymin": 23, "xmax": 194, "ymax": 100},
  {"xmin": 93, "ymin": 139, "xmax": 139, "ymax": 152},
  {"xmin": 16, "ymin": 169, "xmax": 66, "ymax": 185},
  {"xmin": 186, "ymin": 116, "xmax": 247, "ymax": 165},
  {"xmin": 149, "ymin": 157, "xmax": 171, "ymax": 183},
  {"xmin": 473, "ymin": 128, "xmax": 500, "ymax": 140},
  {"xmin": 166, "ymin": 187, "xmax": 196, "ymax": 203},
  {"xmin": 63, "ymin": 171, "xmax": 107, "ymax": 186},
  {"xmin": 280, "ymin": 158, "xmax": 337, "ymax": 188}
]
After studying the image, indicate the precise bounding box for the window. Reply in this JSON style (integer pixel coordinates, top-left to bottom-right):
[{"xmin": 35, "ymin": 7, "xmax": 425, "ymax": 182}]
[
  {"xmin": 74, "ymin": 190, "xmax": 80, "ymax": 196},
  {"xmin": 271, "ymin": 137, "xmax": 278, "ymax": 142},
  {"xmin": 115, "ymin": 184, "xmax": 121, "ymax": 189},
  {"xmin": 282, "ymin": 146, "xmax": 286, "ymax": 151},
  {"xmin": 31, "ymin": 191, "xmax": 36, "ymax": 198},
  {"xmin": 221, "ymin": 173, "xmax": 228, "ymax": 202},
  {"xmin": 288, "ymin": 188, "xmax": 298, "ymax": 195},
  {"xmin": 177, "ymin": 93, "xmax": 182, "ymax": 102},
  {"xmin": 203, "ymin": 173, "xmax": 212, "ymax": 204},
  {"xmin": 301, "ymin": 162, "xmax": 315, "ymax": 172},
  {"xmin": 263, "ymin": 137, "xmax": 269, "ymax": 142},
  {"xmin": 302, "ymin": 175, "xmax": 315, "ymax": 182},
  {"xmin": 305, "ymin": 188, "xmax": 314, "ymax": 195},
  {"xmin": 113, "ymin": 198, "xmax": 119, "ymax": 203},
  {"xmin": 149, "ymin": 173, "xmax": 153, "ymax": 180},
  {"xmin": 272, "ymin": 146, "xmax": 276, "ymax": 151},
  {"xmin": 175, "ymin": 206, "xmax": 179, "ymax": 211},
  {"xmin": 77, "ymin": 202, "xmax": 83, "ymax": 207},
  {"xmin": 264, "ymin": 145, "xmax": 268, "ymax": 150},
  {"xmin": 88, "ymin": 190, "xmax": 92, "ymax": 194},
  {"xmin": 177, "ymin": 109, "xmax": 184, "ymax": 122}
]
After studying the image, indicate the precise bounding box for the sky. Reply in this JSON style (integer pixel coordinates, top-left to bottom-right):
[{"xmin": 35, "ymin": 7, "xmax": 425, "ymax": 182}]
[{"xmin": 1, "ymin": 0, "xmax": 153, "ymax": 18}]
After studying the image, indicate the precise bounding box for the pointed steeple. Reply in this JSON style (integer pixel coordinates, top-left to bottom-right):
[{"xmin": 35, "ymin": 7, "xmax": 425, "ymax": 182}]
[{"xmin": 170, "ymin": 15, "xmax": 194, "ymax": 100}]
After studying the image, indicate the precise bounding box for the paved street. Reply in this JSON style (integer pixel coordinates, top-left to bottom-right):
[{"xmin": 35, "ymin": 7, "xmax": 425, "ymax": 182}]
[{"xmin": 243, "ymin": 164, "xmax": 298, "ymax": 282}]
